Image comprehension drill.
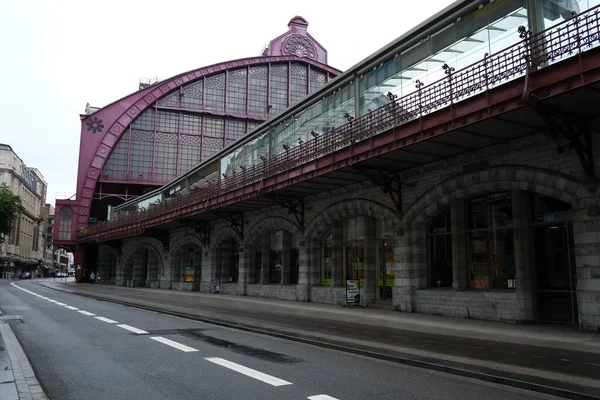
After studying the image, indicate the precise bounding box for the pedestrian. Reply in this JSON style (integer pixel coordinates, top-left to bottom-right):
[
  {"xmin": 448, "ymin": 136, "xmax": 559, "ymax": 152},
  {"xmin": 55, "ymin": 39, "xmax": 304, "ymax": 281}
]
[{"xmin": 89, "ymin": 271, "xmax": 95, "ymax": 284}]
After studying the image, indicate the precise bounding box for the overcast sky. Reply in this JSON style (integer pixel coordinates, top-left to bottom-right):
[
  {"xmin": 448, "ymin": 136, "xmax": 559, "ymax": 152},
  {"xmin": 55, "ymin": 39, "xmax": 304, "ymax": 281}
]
[{"xmin": 0, "ymin": 0, "xmax": 455, "ymax": 204}]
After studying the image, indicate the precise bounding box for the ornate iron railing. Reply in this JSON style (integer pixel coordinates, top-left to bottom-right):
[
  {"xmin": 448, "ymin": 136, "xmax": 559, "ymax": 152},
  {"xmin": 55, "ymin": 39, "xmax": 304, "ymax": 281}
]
[{"xmin": 84, "ymin": 6, "xmax": 600, "ymax": 240}]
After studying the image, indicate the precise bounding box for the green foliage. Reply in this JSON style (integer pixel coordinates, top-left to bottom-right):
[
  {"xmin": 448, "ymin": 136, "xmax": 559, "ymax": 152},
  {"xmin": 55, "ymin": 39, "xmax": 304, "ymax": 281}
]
[
  {"xmin": 0, "ymin": 185, "xmax": 21, "ymax": 246},
  {"xmin": 77, "ymin": 227, "xmax": 89, "ymax": 238}
]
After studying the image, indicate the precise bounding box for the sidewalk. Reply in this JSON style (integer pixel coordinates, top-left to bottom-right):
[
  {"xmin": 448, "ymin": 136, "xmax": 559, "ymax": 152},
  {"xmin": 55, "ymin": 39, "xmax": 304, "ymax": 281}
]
[
  {"xmin": 34, "ymin": 280, "xmax": 600, "ymax": 399},
  {"xmin": 0, "ymin": 314, "xmax": 47, "ymax": 400}
]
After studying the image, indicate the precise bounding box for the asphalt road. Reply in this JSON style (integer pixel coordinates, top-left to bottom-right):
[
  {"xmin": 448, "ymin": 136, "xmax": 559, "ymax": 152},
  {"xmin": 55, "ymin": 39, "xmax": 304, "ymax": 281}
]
[{"xmin": 0, "ymin": 280, "xmax": 563, "ymax": 400}]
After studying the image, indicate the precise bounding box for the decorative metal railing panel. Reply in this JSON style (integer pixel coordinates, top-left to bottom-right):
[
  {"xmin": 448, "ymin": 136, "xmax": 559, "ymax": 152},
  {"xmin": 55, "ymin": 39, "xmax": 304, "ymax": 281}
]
[{"xmin": 84, "ymin": 6, "xmax": 600, "ymax": 240}]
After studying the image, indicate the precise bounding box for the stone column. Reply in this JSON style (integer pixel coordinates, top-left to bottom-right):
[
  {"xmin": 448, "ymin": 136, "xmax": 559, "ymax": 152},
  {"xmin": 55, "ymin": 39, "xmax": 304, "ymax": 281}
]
[
  {"xmin": 201, "ymin": 246, "xmax": 218, "ymax": 293},
  {"xmin": 393, "ymin": 225, "xmax": 424, "ymax": 312},
  {"xmin": 362, "ymin": 217, "xmax": 377, "ymax": 306},
  {"xmin": 296, "ymin": 240, "xmax": 311, "ymax": 302},
  {"xmin": 451, "ymin": 198, "xmax": 468, "ymax": 290},
  {"xmin": 572, "ymin": 205, "xmax": 600, "ymax": 331},
  {"xmin": 281, "ymin": 232, "xmax": 292, "ymax": 284},
  {"xmin": 512, "ymin": 189, "xmax": 535, "ymax": 322},
  {"xmin": 237, "ymin": 246, "xmax": 253, "ymax": 296}
]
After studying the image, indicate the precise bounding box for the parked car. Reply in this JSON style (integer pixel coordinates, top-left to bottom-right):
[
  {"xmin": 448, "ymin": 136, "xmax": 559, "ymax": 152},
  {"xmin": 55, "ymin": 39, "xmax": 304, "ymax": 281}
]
[{"xmin": 19, "ymin": 272, "xmax": 31, "ymax": 279}]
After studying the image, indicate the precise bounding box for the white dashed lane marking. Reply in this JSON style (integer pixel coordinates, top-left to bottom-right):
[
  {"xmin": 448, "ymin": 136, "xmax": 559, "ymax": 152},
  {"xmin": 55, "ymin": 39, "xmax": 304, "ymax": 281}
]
[
  {"xmin": 95, "ymin": 317, "xmax": 118, "ymax": 324},
  {"xmin": 585, "ymin": 362, "xmax": 600, "ymax": 367},
  {"xmin": 308, "ymin": 395, "xmax": 340, "ymax": 400},
  {"xmin": 55, "ymin": 302, "xmax": 66, "ymax": 306},
  {"xmin": 461, "ymin": 345, "xmax": 484, "ymax": 350},
  {"xmin": 150, "ymin": 337, "xmax": 198, "ymax": 352},
  {"xmin": 205, "ymin": 357, "xmax": 292, "ymax": 387},
  {"xmin": 64, "ymin": 306, "xmax": 79, "ymax": 311},
  {"xmin": 78, "ymin": 310, "xmax": 96, "ymax": 316},
  {"xmin": 117, "ymin": 324, "xmax": 148, "ymax": 335}
]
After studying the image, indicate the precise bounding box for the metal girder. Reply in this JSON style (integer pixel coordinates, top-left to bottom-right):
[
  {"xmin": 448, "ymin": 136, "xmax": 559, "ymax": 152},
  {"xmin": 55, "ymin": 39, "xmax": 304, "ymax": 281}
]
[
  {"xmin": 265, "ymin": 195, "xmax": 305, "ymax": 229},
  {"xmin": 214, "ymin": 213, "xmax": 244, "ymax": 240},
  {"xmin": 178, "ymin": 220, "xmax": 211, "ymax": 246},
  {"xmin": 352, "ymin": 166, "xmax": 414, "ymax": 215}
]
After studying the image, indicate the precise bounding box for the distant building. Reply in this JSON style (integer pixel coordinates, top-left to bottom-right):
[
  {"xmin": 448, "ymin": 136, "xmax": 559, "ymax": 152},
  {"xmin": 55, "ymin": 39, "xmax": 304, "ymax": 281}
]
[{"xmin": 0, "ymin": 144, "xmax": 47, "ymax": 276}]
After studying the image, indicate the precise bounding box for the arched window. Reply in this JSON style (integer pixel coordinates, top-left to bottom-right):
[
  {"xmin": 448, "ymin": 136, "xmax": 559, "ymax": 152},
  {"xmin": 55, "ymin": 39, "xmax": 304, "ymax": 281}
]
[
  {"xmin": 58, "ymin": 207, "xmax": 73, "ymax": 241},
  {"xmin": 428, "ymin": 210, "xmax": 452, "ymax": 288}
]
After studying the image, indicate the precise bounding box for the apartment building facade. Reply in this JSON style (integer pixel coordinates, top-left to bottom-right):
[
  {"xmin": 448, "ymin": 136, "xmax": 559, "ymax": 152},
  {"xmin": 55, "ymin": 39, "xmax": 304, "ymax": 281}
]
[{"xmin": 0, "ymin": 144, "xmax": 47, "ymax": 276}]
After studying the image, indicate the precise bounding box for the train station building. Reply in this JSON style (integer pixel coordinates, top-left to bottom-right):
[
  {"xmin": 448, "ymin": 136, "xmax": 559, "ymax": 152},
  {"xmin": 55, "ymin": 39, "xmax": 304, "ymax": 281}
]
[{"xmin": 55, "ymin": 0, "xmax": 600, "ymax": 331}]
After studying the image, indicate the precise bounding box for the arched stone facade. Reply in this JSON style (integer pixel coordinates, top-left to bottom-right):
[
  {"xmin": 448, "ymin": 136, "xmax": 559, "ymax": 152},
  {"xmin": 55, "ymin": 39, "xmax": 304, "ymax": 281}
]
[
  {"xmin": 305, "ymin": 198, "xmax": 402, "ymax": 241},
  {"xmin": 119, "ymin": 238, "xmax": 166, "ymax": 288},
  {"xmin": 395, "ymin": 165, "xmax": 593, "ymax": 323},
  {"xmin": 403, "ymin": 166, "xmax": 585, "ymax": 228},
  {"xmin": 97, "ymin": 244, "xmax": 119, "ymax": 283},
  {"xmin": 210, "ymin": 226, "xmax": 242, "ymax": 252},
  {"xmin": 244, "ymin": 217, "xmax": 300, "ymax": 247},
  {"xmin": 169, "ymin": 231, "xmax": 205, "ymax": 258},
  {"xmin": 169, "ymin": 230, "xmax": 205, "ymax": 291}
]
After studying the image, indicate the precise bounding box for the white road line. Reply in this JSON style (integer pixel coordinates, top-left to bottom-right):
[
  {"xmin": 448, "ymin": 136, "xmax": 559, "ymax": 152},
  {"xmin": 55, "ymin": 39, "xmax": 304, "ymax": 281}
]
[
  {"xmin": 47, "ymin": 300, "xmax": 57, "ymax": 303},
  {"xmin": 95, "ymin": 317, "xmax": 118, "ymax": 324},
  {"xmin": 117, "ymin": 324, "xmax": 148, "ymax": 335},
  {"xmin": 150, "ymin": 337, "xmax": 198, "ymax": 352},
  {"xmin": 424, "ymin": 340, "xmax": 444, "ymax": 344},
  {"xmin": 560, "ymin": 358, "xmax": 570, "ymax": 362},
  {"xmin": 341, "ymin": 328, "xmax": 353, "ymax": 331},
  {"xmin": 205, "ymin": 357, "xmax": 292, "ymax": 387},
  {"xmin": 460, "ymin": 345, "xmax": 484, "ymax": 350},
  {"xmin": 492, "ymin": 349, "xmax": 516, "ymax": 355},
  {"xmin": 55, "ymin": 302, "xmax": 66, "ymax": 306},
  {"xmin": 64, "ymin": 306, "xmax": 79, "ymax": 310},
  {"xmin": 392, "ymin": 335, "xmax": 410, "ymax": 340},
  {"xmin": 533, "ymin": 355, "xmax": 547, "ymax": 359},
  {"xmin": 585, "ymin": 362, "xmax": 600, "ymax": 367},
  {"xmin": 308, "ymin": 396, "xmax": 340, "ymax": 400},
  {"xmin": 78, "ymin": 311, "xmax": 96, "ymax": 316}
]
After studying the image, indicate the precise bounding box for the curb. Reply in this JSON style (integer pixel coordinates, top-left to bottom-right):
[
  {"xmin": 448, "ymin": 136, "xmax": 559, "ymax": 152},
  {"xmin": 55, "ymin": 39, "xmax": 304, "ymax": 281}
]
[
  {"xmin": 35, "ymin": 282, "xmax": 600, "ymax": 400},
  {"xmin": 0, "ymin": 321, "xmax": 48, "ymax": 400}
]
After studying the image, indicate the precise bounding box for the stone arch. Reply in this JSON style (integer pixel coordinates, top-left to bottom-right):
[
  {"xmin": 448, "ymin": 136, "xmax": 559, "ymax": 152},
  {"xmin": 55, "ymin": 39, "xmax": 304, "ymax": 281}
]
[
  {"xmin": 169, "ymin": 231, "xmax": 205, "ymax": 258},
  {"xmin": 120, "ymin": 237, "xmax": 166, "ymax": 286},
  {"xmin": 210, "ymin": 226, "xmax": 242, "ymax": 252},
  {"xmin": 98, "ymin": 244, "xmax": 119, "ymax": 283},
  {"xmin": 169, "ymin": 231, "xmax": 205, "ymax": 289},
  {"xmin": 403, "ymin": 166, "xmax": 585, "ymax": 229},
  {"xmin": 244, "ymin": 217, "xmax": 300, "ymax": 247},
  {"xmin": 305, "ymin": 198, "xmax": 402, "ymax": 241},
  {"xmin": 121, "ymin": 237, "xmax": 166, "ymax": 268}
]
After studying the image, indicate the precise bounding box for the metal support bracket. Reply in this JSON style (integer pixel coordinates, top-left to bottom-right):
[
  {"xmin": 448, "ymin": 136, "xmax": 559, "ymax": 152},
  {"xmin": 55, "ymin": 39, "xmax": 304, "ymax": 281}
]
[
  {"xmin": 265, "ymin": 195, "xmax": 305, "ymax": 229},
  {"xmin": 352, "ymin": 166, "xmax": 414, "ymax": 215},
  {"xmin": 522, "ymin": 53, "xmax": 596, "ymax": 179},
  {"xmin": 215, "ymin": 213, "xmax": 244, "ymax": 240},
  {"xmin": 178, "ymin": 220, "xmax": 211, "ymax": 246}
]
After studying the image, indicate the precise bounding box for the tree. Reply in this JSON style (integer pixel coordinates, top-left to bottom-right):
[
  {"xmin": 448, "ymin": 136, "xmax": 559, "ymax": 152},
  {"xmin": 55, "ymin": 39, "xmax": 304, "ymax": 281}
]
[{"xmin": 0, "ymin": 185, "xmax": 22, "ymax": 246}]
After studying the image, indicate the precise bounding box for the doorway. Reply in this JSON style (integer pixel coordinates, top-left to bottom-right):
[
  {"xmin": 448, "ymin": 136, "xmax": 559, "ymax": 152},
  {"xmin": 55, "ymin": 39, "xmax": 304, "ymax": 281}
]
[
  {"xmin": 377, "ymin": 239, "xmax": 394, "ymax": 299},
  {"xmin": 534, "ymin": 223, "xmax": 578, "ymax": 325}
]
